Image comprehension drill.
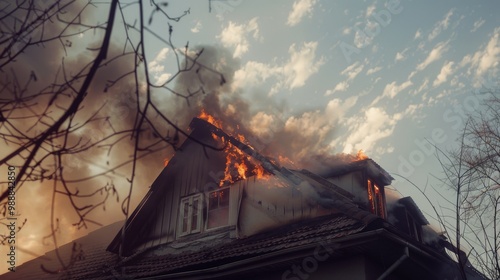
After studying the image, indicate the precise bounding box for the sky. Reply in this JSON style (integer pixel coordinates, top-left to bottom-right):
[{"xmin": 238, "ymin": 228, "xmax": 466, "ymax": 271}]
[
  {"xmin": 151, "ymin": 0, "xmax": 500, "ymax": 224},
  {"xmin": 2, "ymin": 0, "xmax": 500, "ymax": 273}
]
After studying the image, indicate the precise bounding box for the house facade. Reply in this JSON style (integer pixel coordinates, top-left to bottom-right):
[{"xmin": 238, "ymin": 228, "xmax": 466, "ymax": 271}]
[{"xmin": 2, "ymin": 117, "xmax": 488, "ymax": 280}]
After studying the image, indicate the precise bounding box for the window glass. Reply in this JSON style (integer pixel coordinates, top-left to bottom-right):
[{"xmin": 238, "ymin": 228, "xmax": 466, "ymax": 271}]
[{"xmin": 207, "ymin": 188, "xmax": 230, "ymax": 229}]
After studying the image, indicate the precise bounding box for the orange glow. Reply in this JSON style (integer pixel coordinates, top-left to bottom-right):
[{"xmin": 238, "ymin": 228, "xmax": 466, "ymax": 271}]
[
  {"xmin": 356, "ymin": 149, "xmax": 369, "ymax": 160},
  {"xmin": 278, "ymin": 155, "xmax": 294, "ymax": 166},
  {"xmin": 198, "ymin": 110, "xmax": 270, "ymax": 186},
  {"xmin": 199, "ymin": 109, "xmax": 222, "ymax": 129},
  {"xmin": 164, "ymin": 158, "xmax": 169, "ymax": 166},
  {"xmin": 236, "ymin": 162, "xmax": 248, "ymax": 179}
]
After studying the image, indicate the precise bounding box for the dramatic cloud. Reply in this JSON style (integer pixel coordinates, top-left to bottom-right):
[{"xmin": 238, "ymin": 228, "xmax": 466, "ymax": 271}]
[
  {"xmin": 268, "ymin": 96, "xmax": 357, "ymax": 160},
  {"xmin": 218, "ymin": 17, "xmax": 261, "ymax": 58},
  {"xmin": 287, "ymin": 0, "xmax": 317, "ymax": 26},
  {"xmin": 282, "ymin": 41, "xmax": 325, "ymax": 89},
  {"xmin": 340, "ymin": 107, "xmax": 402, "ymax": 154},
  {"xmin": 232, "ymin": 60, "xmax": 278, "ymax": 90},
  {"xmin": 233, "ymin": 41, "xmax": 324, "ymax": 94}
]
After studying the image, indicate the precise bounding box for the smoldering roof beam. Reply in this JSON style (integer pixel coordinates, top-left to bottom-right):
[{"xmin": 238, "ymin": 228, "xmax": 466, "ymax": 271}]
[{"xmin": 190, "ymin": 117, "xmax": 281, "ymax": 175}]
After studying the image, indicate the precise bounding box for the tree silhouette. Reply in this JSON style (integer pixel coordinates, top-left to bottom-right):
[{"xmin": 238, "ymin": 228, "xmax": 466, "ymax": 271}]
[
  {"xmin": 434, "ymin": 88, "xmax": 499, "ymax": 279},
  {"xmin": 0, "ymin": 0, "xmax": 225, "ymax": 273}
]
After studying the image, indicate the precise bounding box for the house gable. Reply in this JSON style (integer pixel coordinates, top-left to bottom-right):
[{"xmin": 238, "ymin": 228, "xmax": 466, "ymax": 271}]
[{"xmin": 107, "ymin": 118, "xmax": 228, "ymax": 255}]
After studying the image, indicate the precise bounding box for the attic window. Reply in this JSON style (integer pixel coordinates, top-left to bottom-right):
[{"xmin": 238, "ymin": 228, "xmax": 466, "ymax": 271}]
[
  {"xmin": 207, "ymin": 188, "xmax": 230, "ymax": 229},
  {"xmin": 367, "ymin": 180, "xmax": 385, "ymax": 218},
  {"xmin": 179, "ymin": 194, "xmax": 202, "ymax": 236}
]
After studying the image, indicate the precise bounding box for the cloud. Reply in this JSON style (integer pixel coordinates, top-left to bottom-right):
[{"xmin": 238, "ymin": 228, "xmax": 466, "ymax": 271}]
[
  {"xmin": 280, "ymin": 96, "xmax": 357, "ymax": 158},
  {"xmin": 191, "ymin": 20, "xmax": 202, "ymax": 33},
  {"xmin": 414, "ymin": 29, "xmax": 422, "ymax": 40},
  {"xmin": 354, "ymin": 20, "xmax": 378, "ymax": 48},
  {"xmin": 218, "ymin": 17, "xmax": 261, "ymax": 58},
  {"xmin": 233, "ymin": 41, "xmax": 324, "ymax": 93},
  {"xmin": 365, "ymin": 4, "xmax": 376, "ymax": 18},
  {"xmin": 283, "ymin": 41, "xmax": 325, "ymax": 89},
  {"xmin": 460, "ymin": 27, "xmax": 500, "ymax": 79},
  {"xmin": 369, "ymin": 78, "xmax": 414, "ymax": 107},
  {"xmin": 148, "ymin": 48, "xmax": 172, "ymax": 84},
  {"xmin": 325, "ymin": 62, "xmax": 363, "ymax": 95},
  {"xmin": 410, "ymin": 78, "xmax": 429, "ymax": 95},
  {"xmin": 403, "ymin": 103, "xmax": 424, "ymax": 119},
  {"xmin": 470, "ymin": 18, "xmax": 485, "ymax": 33},
  {"xmin": 395, "ymin": 47, "xmax": 409, "ymax": 62},
  {"xmin": 341, "ymin": 61, "xmax": 364, "ymax": 80},
  {"xmin": 340, "ymin": 107, "xmax": 402, "ymax": 154},
  {"xmin": 366, "ymin": 66, "xmax": 382, "ymax": 75},
  {"xmin": 428, "ymin": 9, "xmax": 454, "ymax": 41},
  {"xmin": 233, "ymin": 61, "xmax": 278, "ymax": 90},
  {"xmin": 433, "ymin": 61, "xmax": 454, "ymax": 87},
  {"xmin": 342, "ymin": 27, "xmax": 351, "ymax": 35},
  {"xmin": 249, "ymin": 111, "xmax": 277, "ymax": 138},
  {"xmin": 382, "ymin": 80, "xmax": 413, "ymax": 99},
  {"xmin": 326, "ymin": 81, "xmax": 349, "ymax": 95},
  {"xmin": 287, "ymin": 0, "xmax": 317, "ymax": 26},
  {"xmin": 416, "ymin": 40, "xmax": 449, "ymax": 71}
]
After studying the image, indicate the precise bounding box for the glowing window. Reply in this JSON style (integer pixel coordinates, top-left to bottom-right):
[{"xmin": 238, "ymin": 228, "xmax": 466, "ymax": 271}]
[
  {"xmin": 368, "ymin": 180, "xmax": 385, "ymax": 218},
  {"xmin": 207, "ymin": 188, "xmax": 230, "ymax": 229}
]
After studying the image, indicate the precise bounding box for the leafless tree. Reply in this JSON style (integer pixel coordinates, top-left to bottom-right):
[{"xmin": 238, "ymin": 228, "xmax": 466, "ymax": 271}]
[
  {"xmin": 436, "ymin": 88, "xmax": 500, "ymax": 280},
  {"xmin": 0, "ymin": 0, "xmax": 225, "ymax": 273}
]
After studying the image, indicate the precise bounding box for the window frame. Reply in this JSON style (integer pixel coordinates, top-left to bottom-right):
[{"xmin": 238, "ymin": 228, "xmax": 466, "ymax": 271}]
[
  {"xmin": 367, "ymin": 179, "xmax": 386, "ymax": 218},
  {"xmin": 206, "ymin": 187, "xmax": 230, "ymax": 230},
  {"xmin": 178, "ymin": 193, "xmax": 202, "ymax": 237}
]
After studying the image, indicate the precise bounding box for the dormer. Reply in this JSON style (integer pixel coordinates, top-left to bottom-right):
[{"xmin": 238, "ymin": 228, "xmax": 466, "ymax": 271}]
[{"xmin": 321, "ymin": 159, "xmax": 393, "ymax": 219}]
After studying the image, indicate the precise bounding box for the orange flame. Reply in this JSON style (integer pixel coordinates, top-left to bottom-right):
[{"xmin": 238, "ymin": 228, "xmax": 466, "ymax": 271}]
[
  {"xmin": 199, "ymin": 109, "xmax": 222, "ymax": 129},
  {"xmin": 198, "ymin": 110, "xmax": 269, "ymax": 186},
  {"xmin": 164, "ymin": 158, "xmax": 169, "ymax": 166},
  {"xmin": 356, "ymin": 149, "xmax": 369, "ymax": 160}
]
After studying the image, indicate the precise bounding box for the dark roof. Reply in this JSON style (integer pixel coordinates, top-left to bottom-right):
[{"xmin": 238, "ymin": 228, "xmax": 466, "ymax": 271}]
[
  {"xmin": 4, "ymin": 213, "xmax": 370, "ymax": 279},
  {"xmin": 77, "ymin": 213, "xmax": 370, "ymax": 279}
]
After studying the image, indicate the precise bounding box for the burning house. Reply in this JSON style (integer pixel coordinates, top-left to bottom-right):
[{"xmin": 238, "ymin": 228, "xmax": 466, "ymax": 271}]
[{"xmin": 3, "ymin": 116, "xmax": 488, "ymax": 280}]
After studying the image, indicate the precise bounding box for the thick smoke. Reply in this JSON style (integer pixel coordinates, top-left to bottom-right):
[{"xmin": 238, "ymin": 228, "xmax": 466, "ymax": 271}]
[
  {"xmin": 0, "ymin": 1, "xmax": 149, "ymax": 268},
  {"xmin": 0, "ymin": 1, "xmax": 361, "ymax": 270},
  {"xmin": 155, "ymin": 44, "xmax": 353, "ymax": 176}
]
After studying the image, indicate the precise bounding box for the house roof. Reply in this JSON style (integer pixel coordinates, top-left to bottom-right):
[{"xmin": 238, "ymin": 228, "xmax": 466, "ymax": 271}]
[
  {"xmin": 6, "ymin": 212, "xmax": 371, "ymax": 279},
  {"xmin": 0, "ymin": 221, "xmax": 123, "ymax": 280}
]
